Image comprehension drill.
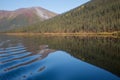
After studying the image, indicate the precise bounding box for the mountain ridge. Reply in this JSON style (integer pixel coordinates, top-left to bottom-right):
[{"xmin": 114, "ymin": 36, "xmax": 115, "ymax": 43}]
[
  {"xmin": 0, "ymin": 7, "xmax": 57, "ymax": 31},
  {"xmin": 11, "ymin": 0, "xmax": 120, "ymax": 33}
]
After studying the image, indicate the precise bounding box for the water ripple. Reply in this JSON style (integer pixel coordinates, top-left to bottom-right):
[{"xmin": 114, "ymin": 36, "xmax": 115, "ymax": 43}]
[{"xmin": 0, "ymin": 45, "xmax": 119, "ymax": 80}]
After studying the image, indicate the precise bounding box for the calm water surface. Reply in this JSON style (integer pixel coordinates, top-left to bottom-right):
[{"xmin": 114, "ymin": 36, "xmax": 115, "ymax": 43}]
[{"xmin": 0, "ymin": 35, "xmax": 120, "ymax": 80}]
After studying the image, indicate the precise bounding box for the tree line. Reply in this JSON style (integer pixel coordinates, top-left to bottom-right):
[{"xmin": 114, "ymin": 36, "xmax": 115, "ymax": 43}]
[{"xmin": 10, "ymin": 0, "xmax": 120, "ymax": 33}]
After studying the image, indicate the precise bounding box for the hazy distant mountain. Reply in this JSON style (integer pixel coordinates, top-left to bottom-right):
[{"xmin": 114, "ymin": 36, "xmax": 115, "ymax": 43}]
[
  {"xmin": 0, "ymin": 7, "xmax": 57, "ymax": 31},
  {"xmin": 13, "ymin": 0, "xmax": 120, "ymax": 33}
]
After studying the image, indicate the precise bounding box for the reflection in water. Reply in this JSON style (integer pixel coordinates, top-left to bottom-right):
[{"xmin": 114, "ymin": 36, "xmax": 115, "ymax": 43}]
[
  {"xmin": 26, "ymin": 51, "xmax": 119, "ymax": 80},
  {"xmin": 0, "ymin": 35, "xmax": 120, "ymax": 80}
]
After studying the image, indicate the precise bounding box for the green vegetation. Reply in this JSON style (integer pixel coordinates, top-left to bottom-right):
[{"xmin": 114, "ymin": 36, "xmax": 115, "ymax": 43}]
[{"xmin": 11, "ymin": 0, "xmax": 120, "ymax": 33}]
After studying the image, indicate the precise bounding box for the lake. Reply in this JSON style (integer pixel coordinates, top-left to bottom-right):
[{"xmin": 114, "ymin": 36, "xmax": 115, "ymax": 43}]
[{"xmin": 0, "ymin": 34, "xmax": 120, "ymax": 80}]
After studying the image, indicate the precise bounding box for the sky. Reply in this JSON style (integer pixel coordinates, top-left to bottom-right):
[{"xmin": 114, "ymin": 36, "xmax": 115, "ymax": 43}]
[{"xmin": 0, "ymin": 0, "xmax": 90, "ymax": 14}]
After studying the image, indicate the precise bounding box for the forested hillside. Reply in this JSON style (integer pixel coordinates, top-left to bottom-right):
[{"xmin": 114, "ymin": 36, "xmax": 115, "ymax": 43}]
[{"xmin": 10, "ymin": 0, "xmax": 120, "ymax": 33}]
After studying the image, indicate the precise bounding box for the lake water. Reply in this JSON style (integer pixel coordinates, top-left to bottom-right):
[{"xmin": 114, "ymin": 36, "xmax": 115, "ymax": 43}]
[{"xmin": 0, "ymin": 35, "xmax": 120, "ymax": 80}]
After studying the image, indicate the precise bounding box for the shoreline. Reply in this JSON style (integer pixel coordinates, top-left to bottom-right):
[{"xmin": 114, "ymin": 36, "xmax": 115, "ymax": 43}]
[
  {"xmin": 0, "ymin": 32, "xmax": 119, "ymax": 38},
  {"xmin": 0, "ymin": 31, "xmax": 120, "ymax": 38},
  {"xmin": 0, "ymin": 32, "xmax": 118, "ymax": 35}
]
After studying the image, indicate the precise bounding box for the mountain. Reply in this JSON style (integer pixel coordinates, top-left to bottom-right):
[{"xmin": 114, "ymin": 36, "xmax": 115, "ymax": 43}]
[
  {"xmin": 13, "ymin": 0, "xmax": 120, "ymax": 33},
  {"xmin": 0, "ymin": 7, "xmax": 57, "ymax": 31}
]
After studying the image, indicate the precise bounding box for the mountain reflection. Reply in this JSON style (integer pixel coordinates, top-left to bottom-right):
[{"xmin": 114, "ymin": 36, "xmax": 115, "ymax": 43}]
[{"xmin": 0, "ymin": 35, "xmax": 120, "ymax": 77}]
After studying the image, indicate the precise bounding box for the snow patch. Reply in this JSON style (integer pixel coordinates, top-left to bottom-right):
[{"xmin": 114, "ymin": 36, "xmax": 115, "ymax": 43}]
[{"xmin": 35, "ymin": 8, "xmax": 49, "ymax": 19}]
